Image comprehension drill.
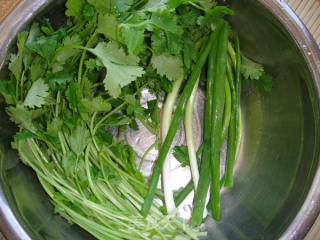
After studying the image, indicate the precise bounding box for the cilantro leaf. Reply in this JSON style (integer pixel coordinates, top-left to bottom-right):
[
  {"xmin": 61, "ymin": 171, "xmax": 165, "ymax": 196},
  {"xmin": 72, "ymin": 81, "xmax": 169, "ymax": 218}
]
[
  {"xmin": 66, "ymin": 82, "xmax": 79, "ymax": 110},
  {"xmin": 88, "ymin": 0, "xmax": 109, "ymax": 14},
  {"xmin": 79, "ymin": 97, "xmax": 112, "ymax": 113},
  {"xmin": 178, "ymin": 6, "xmax": 200, "ymax": 26},
  {"xmin": 111, "ymin": 0, "xmax": 134, "ymax": 13},
  {"xmin": 166, "ymin": 0, "xmax": 188, "ymax": 9},
  {"xmin": 121, "ymin": 26, "xmax": 145, "ymax": 55},
  {"xmin": 143, "ymin": 0, "xmax": 168, "ymax": 12},
  {"xmin": 13, "ymin": 130, "xmax": 36, "ymax": 141},
  {"xmin": 7, "ymin": 105, "xmax": 45, "ymax": 132},
  {"xmin": 151, "ymin": 30, "xmax": 167, "ymax": 54},
  {"xmin": 50, "ymin": 71, "xmax": 74, "ymax": 85},
  {"xmin": 173, "ymin": 145, "xmax": 189, "ymax": 167},
  {"xmin": 167, "ymin": 32, "xmax": 183, "ymax": 55},
  {"xmin": 254, "ymin": 73, "xmax": 273, "ymax": 92},
  {"xmin": 89, "ymin": 42, "xmax": 144, "ymax": 98},
  {"xmin": 62, "ymin": 151, "xmax": 78, "ymax": 177},
  {"xmin": 69, "ymin": 125, "xmax": 90, "ymax": 156},
  {"xmin": 83, "ymin": 4, "xmax": 95, "ymax": 20},
  {"xmin": 199, "ymin": 0, "xmax": 216, "ymax": 10},
  {"xmin": 65, "ymin": 0, "xmax": 85, "ymax": 19},
  {"xmin": 241, "ymin": 55, "xmax": 264, "ymax": 81},
  {"xmin": 97, "ymin": 14, "xmax": 118, "ymax": 41},
  {"xmin": 29, "ymin": 56, "xmax": 47, "ymax": 82},
  {"xmin": 46, "ymin": 118, "xmax": 63, "ymax": 137},
  {"xmin": 23, "ymin": 78, "xmax": 49, "ymax": 108},
  {"xmin": 56, "ymin": 34, "xmax": 82, "ymax": 64},
  {"xmin": 151, "ymin": 53, "xmax": 184, "ymax": 81},
  {"xmin": 24, "ymin": 23, "xmax": 41, "ymax": 69},
  {"xmin": 150, "ymin": 10, "xmax": 183, "ymax": 35},
  {"xmin": 0, "ymin": 79, "xmax": 16, "ymax": 104},
  {"xmin": 8, "ymin": 54, "xmax": 23, "ymax": 82},
  {"xmin": 183, "ymin": 36, "xmax": 198, "ymax": 69},
  {"xmin": 26, "ymin": 29, "xmax": 66, "ymax": 62},
  {"xmin": 85, "ymin": 59, "xmax": 97, "ymax": 71},
  {"xmin": 199, "ymin": 6, "xmax": 234, "ymax": 26}
]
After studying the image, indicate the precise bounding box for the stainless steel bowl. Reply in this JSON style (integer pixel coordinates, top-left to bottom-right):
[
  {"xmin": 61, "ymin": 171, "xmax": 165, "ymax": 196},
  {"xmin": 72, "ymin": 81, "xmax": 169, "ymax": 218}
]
[{"xmin": 0, "ymin": 0, "xmax": 320, "ymax": 239}]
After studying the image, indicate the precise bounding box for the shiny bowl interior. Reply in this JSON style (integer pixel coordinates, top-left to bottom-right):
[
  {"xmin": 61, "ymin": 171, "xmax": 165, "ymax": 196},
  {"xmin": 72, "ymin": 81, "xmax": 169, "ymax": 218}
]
[{"xmin": 0, "ymin": 0, "xmax": 320, "ymax": 239}]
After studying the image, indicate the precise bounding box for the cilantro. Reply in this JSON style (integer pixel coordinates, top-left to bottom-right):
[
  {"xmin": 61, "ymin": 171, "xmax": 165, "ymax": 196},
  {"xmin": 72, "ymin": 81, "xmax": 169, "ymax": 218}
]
[
  {"xmin": 30, "ymin": 56, "xmax": 47, "ymax": 82},
  {"xmin": 62, "ymin": 151, "xmax": 78, "ymax": 177},
  {"xmin": 24, "ymin": 23, "xmax": 41, "ymax": 69},
  {"xmin": 151, "ymin": 53, "xmax": 184, "ymax": 81},
  {"xmin": 97, "ymin": 14, "xmax": 118, "ymax": 41},
  {"xmin": 26, "ymin": 29, "xmax": 66, "ymax": 62},
  {"xmin": 7, "ymin": 105, "xmax": 44, "ymax": 132},
  {"xmin": 49, "ymin": 71, "xmax": 74, "ymax": 86},
  {"xmin": 8, "ymin": 54, "xmax": 23, "ymax": 82},
  {"xmin": 127, "ymin": 104, "xmax": 147, "ymax": 118},
  {"xmin": 69, "ymin": 125, "xmax": 90, "ymax": 156},
  {"xmin": 0, "ymin": 80, "xmax": 16, "ymax": 104},
  {"xmin": 183, "ymin": 36, "xmax": 198, "ymax": 69},
  {"xmin": 121, "ymin": 26, "xmax": 145, "ymax": 55},
  {"xmin": 89, "ymin": 42, "xmax": 144, "ymax": 98},
  {"xmin": 199, "ymin": 6, "xmax": 234, "ymax": 26},
  {"xmin": 166, "ymin": 0, "xmax": 188, "ymax": 9},
  {"xmin": 87, "ymin": 0, "xmax": 109, "ymax": 14},
  {"xmin": 173, "ymin": 145, "xmax": 189, "ymax": 167},
  {"xmin": 143, "ymin": 0, "xmax": 169, "ymax": 12},
  {"xmin": 254, "ymin": 73, "xmax": 273, "ymax": 92},
  {"xmin": 151, "ymin": 30, "xmax": 167, "ymax": 54},
  {"xmin": 167, "ymin": 32, "xmax": 183, "ymax": 55},
  {"xmin": 83, "ymin": 4, "xmax": 95, "ymax": 20},
  {"xmin": 199, "ymin": 0, "xmax": 216, "ymax": 10},
  {"xmin": 79, "ymin": 97, "xmax": 112, "ymax": 112},
  {"xmin": 23, "ymin": 78, "xmax": 50, "ymax": 108},
  {"xmin": 241, "ymin": 55, "xmax": 264, "ymax": 81},
  {"xmin": 178, "ymin": 6, "xmax": 200, "ymax": 26},
  {"xmin": 13, "ymin": 130, "xmax": 36, "ymax": 141},
  {"xmin": 65, "ymin": 0, "xmax": 85, "ymax": 20},
  {"xmin": 65, "ymin": 82, "xmax": 79, "ymax": 110},
  {"xmin": 111, "ymin": 0, "xmax": 134, "ymax": 13},
  {"xmin": 56, "ymin": 34, "xmax": 82, "ymax": 64},
  {"xmin": 85, "ymin": 59, "xmax": 97, "ymax": 71},
  {"xmin": 46, "ymin": 118, "xmax": 63, "ymax": 137},
  {"xmin": 150, "ymin": 10, "xmax": 183, "ymax": 35}
]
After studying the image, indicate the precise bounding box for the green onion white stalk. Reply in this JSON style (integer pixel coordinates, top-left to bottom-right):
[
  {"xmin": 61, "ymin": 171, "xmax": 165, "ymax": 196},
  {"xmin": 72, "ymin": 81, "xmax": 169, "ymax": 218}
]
[
  {"xmin": 185, "ymin": 77, "xmax": 200, "ymax": 189},
  {"xmin": 161, "ymin": 75, "xmax": 184, "ymax": 212}
]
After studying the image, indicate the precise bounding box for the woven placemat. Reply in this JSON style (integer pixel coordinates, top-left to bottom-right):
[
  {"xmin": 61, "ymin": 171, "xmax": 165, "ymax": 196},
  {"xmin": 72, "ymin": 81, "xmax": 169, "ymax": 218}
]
[
  {"xmin": 0, "ymin": 0, "xmax": 21, "ymax": 24},
  {"xmin": 0, "ymin": 1, "xmax": 319, "ymax": 240},
  {"xmin": 287, "ymin": 0, "xmax": 320, "ymax": 45}
]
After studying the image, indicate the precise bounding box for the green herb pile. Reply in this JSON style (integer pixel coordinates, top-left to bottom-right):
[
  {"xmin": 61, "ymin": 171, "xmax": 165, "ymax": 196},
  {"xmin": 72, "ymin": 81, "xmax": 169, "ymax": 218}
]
[{"xmin": 0, "ymin": 0, "xmax": 272, "ymax": 239}]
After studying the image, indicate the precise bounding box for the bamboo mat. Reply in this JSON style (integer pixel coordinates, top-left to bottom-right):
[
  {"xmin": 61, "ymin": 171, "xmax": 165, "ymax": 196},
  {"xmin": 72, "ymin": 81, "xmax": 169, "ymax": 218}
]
[
  {"xmin": 0, "ymin": 0, "xmax": 320, "ymax": 240},
  {"xmin": 286, "ymin": 0, "xmax": 320, "ymax": 45}
]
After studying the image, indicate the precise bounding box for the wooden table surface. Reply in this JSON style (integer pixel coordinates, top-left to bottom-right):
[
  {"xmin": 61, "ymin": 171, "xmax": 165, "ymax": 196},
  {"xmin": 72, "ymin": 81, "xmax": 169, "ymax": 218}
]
[{"xmin": 0, "ymin": 0, "xmax": 320, "ymax": 239}]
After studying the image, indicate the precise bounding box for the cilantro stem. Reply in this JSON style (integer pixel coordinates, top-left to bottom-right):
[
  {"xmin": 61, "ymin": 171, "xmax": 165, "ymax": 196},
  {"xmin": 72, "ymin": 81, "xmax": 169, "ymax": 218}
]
[
  {"xmin": 78, "ymin": 31, "xmax": 98, "ymax": 94},
  {"xmin": 138, "ymin": 141, "xmax": 157, "ymax": 170},
  {"xmin": 92, "ymin": 79, "xmax": 153, "ymax": 135},
  {"xmin": 93, "ymin": 102, "xmax": 126, "ymax": 135},
  {"xmin": 55, "ymin": 91, "xmax": 61, "ymax": 117},
  {"xmin": 188, "ymin": 1, "xmax": 208, "ymax": 12}
]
